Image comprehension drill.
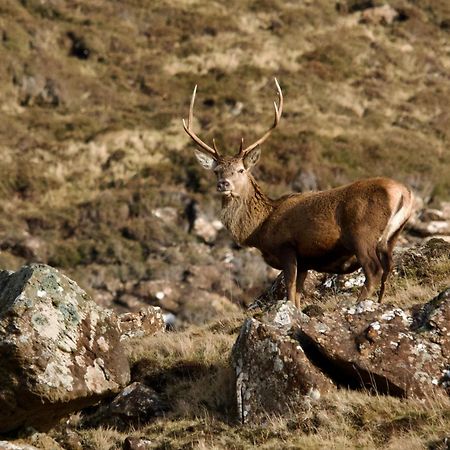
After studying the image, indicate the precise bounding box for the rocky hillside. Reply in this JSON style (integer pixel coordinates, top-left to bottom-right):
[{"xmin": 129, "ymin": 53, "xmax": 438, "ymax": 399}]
[
  {"xmin": 0, "ymin": 240, "xmax": 448, "ymax": 449},
  {"xmin": 0, "ymin": 1, "xmax": 450, "ymax": 447},
  {"xmin": 0, "ymin": 0, "xmax": 450, "ymax": 320}
]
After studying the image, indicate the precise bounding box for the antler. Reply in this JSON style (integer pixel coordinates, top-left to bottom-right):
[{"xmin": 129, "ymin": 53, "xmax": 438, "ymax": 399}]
[
  {"xmin": 237, "ymin": 78, "xmax": 283, "ymax": 157},
  {"xmin": 182, "ymin": 85, "xmax": 220, "ymax": 159}
]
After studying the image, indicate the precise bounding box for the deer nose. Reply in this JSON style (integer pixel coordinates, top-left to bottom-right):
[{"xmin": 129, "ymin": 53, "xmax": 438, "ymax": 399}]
[{"xmin": 217, "ymin": 179, "xmax": 231, "ymax": 192}]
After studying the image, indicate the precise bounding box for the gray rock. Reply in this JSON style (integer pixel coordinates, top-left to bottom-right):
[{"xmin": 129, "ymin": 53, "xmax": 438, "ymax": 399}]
[
  {"xmin": 360, "ymin": 5, "xmax": 399, "ymax": 25},
  {"xmin": 82, "ymin": 382, "xmax": 167, "ymax": 430},
  {"xmin": 17, "ymin": 75, "xmax": 62, "ymax": 107},
  {"xmin": 232, "ymin": 305, "xmax": 334, "ymax": 424},
  {"xmin": 297, "ymin": 289, "xmax": 450, "ymax": 398},
  {"xmin": 409, "ymin": 219, "xmax": 450, "ymax": 237},
  {"xmin": 0, "ymin": 264, "xmax": 130, "ymax": 432}
]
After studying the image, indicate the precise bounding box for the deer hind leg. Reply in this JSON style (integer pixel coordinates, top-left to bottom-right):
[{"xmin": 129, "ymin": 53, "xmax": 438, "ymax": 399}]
[
  {"xmin": 376, "ymin": 242, "xmax": 392, "ymax": 303},
  {"xmin": 376, "ymin": 218, "xmax": 409, "ymax": 302},
  {"xmin": 355, "ymin": 242, "xmax": 383, "ymax": 302},
  {"xmin": 282, "ymin": 248, "xmax": 298, "ymax": 308},
  {"xmin": 375, "ymin": 191, "xmax": 413, "ymax": 302},
  {"xmin": 295, "ymin": 270, "xmax": 308, "ymax": 309}
]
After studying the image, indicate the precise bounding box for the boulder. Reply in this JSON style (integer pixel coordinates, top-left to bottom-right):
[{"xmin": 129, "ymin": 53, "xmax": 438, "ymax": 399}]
[
  {"xmin": 297, "ymin": 290, "xmax": 450, "ymax": 398},
  {"xmin": 0, "ymin": 264, "xmax": 130, "ymax": 432},
  {"xmin": 118, "ymin": 307, "xmax": 165, "ymax": 340},
  {"xmin": 232, "ymin": 302, "xmax": 334, "ymax": 423},
  {"xmin": 81, "ymin": 382, "xmax": 167, "ymax": 430}
]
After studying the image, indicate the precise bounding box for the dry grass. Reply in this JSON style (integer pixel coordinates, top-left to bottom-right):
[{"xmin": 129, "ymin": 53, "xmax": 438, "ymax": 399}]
[
  {"xmin": 125, "ymin": 317, "xmax": 243, "ymax": 420},
  {"xmin": 65, "ymin": 325, "xmax": 450, "ymax": 449}
]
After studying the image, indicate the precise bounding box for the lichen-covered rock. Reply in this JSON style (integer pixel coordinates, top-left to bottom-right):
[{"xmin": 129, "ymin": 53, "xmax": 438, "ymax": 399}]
[
  {"xmin": 232, "ymin": 303, "xmax": 333, "ymax": 423},
  {"xmin": 119, "ymin": 307, "xmax": 165, "ymax": 340},
  {"xmin": 0, "ymin": 264, "xmax": 130, "ymax": 432},
  {"xmin": 298, "ymin": 289, "xmax": 450, "ymax": 398},
  {"xmin": 258, "ymin": 300, "xmax": 308, "ymax": 333},
  {"xmin": 81, "ymin": 382, "xmax": 167, "ymax": 430}
]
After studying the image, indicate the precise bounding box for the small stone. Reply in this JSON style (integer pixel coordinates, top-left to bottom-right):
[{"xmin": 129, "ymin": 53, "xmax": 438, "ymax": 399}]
[
  {"xmin": 0, "ymin": 441, "xmax": 39, "ymax": 450},
  {"xmin": 82, "ymin": 382, "xmax": 167, "ymax": 430},
  {"xmin": 119, "ymin": 307, "xmax": 165, "ymax": 340},
  {"xmin": 123, "ymin": 437, "xmax": 153, "ymax": 450},
  {"xmin": 360, "ymin": 5, "xmax": 399, "ymax": 25}
]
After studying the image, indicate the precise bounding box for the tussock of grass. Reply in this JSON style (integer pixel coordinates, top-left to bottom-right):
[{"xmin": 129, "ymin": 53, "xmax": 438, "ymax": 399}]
[{"xmin": 126, "ymin": 319, "xmax": 243, "ymax": 420}]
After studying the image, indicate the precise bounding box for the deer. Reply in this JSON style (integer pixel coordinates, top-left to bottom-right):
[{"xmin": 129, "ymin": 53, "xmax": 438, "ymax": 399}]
[{"xmin": 182, "ymin": 79, "xmax": 413, "ymax": 309}]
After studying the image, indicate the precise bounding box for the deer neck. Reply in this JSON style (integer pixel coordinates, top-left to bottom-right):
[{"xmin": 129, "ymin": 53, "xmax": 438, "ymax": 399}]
[{"xmin": 220, "ymin": 176, "xmax": 274, "ymax": 246}]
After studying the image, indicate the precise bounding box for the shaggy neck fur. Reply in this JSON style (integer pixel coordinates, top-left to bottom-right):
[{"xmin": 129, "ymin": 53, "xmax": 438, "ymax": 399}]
[{"xmin": 220, "ymin": 175, "xmax": 274, "ymax": 246}]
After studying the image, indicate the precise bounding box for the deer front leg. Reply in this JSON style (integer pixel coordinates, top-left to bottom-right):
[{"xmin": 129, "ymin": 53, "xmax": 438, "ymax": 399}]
[{"xmin": 282, "ymin": 248, "xmax": 298, "ymax": 308}]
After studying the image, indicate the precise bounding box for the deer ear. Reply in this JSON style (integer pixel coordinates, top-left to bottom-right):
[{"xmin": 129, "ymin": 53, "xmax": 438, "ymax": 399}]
[
  {"xmin": 243, "ymin": 146, "xmax": 261, "ymax": 169},
  {"xmin": 194, "ymin": 150, "xmax": 217, "ymax": 170}
]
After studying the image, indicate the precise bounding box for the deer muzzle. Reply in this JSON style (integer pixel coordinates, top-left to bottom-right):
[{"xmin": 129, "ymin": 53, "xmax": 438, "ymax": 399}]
[{"xmin": 217, "ymin": 179, "xmax": 232, "ymax": 193}]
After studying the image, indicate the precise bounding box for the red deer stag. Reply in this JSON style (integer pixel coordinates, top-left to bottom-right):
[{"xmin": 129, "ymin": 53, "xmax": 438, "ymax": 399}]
[{"xmin": 182, "ymin": 79, "xmax": 413, "ymax": 308}]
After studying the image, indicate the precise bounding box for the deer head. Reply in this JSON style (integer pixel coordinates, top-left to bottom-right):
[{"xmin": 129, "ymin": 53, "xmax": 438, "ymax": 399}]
[{"xmin": 182, "ymin": 79, "xmax": 283, "ymax": 198}]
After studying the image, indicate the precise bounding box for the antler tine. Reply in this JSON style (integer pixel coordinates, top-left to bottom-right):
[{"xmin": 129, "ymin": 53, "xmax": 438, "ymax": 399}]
[
  {"xmin": 182, "ymin": 85, "xmax": 220, "ymax": 159},
  {"xmin": 238, "ymin": 78, "xmax": 283, "ymax": 157},
  {"xmin": 188, "ymin": 84, "xmax": 197, "ymax": 128}
]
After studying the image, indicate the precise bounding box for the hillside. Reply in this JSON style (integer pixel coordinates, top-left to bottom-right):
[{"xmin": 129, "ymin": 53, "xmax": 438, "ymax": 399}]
[{"xmin": 0, "ymin": 0, "xmax": 450, "ymax": 448}]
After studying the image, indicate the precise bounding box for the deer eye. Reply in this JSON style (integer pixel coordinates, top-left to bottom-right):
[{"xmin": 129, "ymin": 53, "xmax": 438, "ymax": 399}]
[{"xmin": 238, "ymin": 169, "xmax": 245, "ymax": 173}]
